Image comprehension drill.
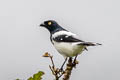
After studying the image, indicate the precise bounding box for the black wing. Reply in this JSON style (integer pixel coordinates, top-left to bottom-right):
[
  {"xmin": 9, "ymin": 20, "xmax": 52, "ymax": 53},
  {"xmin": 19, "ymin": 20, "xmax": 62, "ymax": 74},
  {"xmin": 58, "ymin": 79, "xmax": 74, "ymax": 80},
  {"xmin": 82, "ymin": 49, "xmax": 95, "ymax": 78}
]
[{"xmin": 53, "ymin": 35, "xmax": 83, "ymax": 42}]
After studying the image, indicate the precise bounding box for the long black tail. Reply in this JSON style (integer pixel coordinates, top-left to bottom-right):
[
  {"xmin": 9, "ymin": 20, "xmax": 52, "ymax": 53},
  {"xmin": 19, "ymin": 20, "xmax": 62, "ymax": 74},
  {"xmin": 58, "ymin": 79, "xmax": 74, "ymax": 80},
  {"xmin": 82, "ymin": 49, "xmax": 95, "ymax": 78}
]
[{"xmin": 78, "ymin": 42, "xmax": 102, "ymax": 46}]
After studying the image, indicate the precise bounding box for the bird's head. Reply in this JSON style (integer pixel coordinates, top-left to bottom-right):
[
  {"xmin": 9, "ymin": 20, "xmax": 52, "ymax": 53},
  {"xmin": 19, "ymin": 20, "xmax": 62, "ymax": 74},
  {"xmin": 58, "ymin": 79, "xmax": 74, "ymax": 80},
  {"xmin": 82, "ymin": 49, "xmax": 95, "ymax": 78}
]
[{"xmin": 40, "ymin": 20, "xmax": 65, "ymax": 33}]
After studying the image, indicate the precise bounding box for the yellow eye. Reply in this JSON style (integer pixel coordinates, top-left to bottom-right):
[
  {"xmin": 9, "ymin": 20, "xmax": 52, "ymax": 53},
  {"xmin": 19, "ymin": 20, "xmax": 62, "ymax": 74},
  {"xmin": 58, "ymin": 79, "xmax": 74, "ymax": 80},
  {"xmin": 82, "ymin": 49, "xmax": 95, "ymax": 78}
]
[{"xmin": 48, "ymin": 22, "xmax": 52, "ymax": 25}]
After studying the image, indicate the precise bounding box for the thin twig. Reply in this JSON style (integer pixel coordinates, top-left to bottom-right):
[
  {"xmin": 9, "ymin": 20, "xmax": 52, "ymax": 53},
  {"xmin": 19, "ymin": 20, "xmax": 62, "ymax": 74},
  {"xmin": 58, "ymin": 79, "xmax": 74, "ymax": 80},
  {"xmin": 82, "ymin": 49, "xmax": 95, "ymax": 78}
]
[
  {"xmin": 49, "ymin": 56, "xmax": 55, "ymax": 69},
  {"xmin": 49, "ymin": 55, "xmax": 59, "ymax": 80},
  {"xmin": 49, "ymin": 65, "xmax": 55, "ymax": 75},
  {"xmin": 43, "ymin": 52, "xmax": 62, "ymax": 80}
]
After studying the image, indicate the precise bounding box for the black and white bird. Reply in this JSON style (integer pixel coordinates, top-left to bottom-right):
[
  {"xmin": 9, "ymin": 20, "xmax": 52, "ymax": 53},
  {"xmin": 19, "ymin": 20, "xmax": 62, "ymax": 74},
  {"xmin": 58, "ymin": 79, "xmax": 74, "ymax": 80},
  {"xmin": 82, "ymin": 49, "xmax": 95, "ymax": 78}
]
[{"xmin": 40, "ymin": 20, "xmax": 101, "ymax": 58}]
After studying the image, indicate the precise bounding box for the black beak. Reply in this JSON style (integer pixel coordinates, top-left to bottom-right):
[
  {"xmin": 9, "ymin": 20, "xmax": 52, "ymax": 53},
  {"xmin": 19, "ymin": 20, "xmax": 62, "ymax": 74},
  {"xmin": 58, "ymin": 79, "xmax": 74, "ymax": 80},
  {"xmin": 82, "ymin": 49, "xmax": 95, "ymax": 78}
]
[{"xmin": 40, "ymin": 23, "xmax": 45, "ymax": 27}]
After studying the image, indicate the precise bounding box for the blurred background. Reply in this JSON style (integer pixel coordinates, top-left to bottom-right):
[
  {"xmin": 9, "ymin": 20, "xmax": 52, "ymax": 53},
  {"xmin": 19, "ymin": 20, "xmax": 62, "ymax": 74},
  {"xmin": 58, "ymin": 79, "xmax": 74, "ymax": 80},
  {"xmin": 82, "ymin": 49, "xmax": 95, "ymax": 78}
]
[{"xmin": 0, "ymin": 0, "xmax": 120, "ymax": 80}]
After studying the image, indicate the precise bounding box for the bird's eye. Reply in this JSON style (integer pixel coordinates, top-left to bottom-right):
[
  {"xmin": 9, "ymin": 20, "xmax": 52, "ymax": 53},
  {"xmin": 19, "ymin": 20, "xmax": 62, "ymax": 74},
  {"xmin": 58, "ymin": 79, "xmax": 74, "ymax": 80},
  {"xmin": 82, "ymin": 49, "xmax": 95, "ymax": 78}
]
[{"xmin": 48, "ymin": 22, "xmax": 52, "ymax": 25}]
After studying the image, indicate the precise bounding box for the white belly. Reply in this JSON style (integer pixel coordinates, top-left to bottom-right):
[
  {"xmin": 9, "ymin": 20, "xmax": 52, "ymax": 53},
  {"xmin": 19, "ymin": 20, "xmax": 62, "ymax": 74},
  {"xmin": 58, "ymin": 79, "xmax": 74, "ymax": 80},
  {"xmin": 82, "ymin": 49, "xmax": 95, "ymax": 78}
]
[{"xmin": 53, "ymin": 41, "xmax": 85, "ymax": 57}]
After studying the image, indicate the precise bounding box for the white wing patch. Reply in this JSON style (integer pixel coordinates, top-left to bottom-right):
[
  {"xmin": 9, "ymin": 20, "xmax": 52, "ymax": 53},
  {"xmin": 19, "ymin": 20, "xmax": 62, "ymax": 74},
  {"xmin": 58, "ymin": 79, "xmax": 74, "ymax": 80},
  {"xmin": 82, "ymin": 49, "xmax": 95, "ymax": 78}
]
[{"xmin": 52, "ymin": 31, "xmax": 77, "ymax": 38}]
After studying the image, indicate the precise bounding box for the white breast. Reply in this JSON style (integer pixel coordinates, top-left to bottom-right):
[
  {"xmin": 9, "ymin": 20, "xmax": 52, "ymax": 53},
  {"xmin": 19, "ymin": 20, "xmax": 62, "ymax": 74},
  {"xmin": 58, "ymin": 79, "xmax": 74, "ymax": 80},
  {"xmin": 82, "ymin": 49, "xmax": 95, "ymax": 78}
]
[{"xmin": 52, "ymin": 41, "xmax": 85, "ymax": 57}]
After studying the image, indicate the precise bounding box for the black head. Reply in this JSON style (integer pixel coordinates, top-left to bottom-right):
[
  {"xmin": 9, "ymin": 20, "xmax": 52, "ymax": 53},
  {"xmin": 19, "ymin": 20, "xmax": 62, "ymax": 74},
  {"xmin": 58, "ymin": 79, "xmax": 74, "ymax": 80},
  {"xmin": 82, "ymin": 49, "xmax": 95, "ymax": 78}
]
[{"xmin": 40, "ymin": 20, "xmax": 65, "ymax": 33}]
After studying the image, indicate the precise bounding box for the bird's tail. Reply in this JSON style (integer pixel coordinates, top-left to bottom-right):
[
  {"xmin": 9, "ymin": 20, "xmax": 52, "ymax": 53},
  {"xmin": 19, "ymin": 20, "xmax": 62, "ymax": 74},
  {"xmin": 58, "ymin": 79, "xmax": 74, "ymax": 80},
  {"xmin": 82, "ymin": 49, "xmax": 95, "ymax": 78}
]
[{"xmin": 78, "ymin": 42, "xmax": 102, "ymax": 46}]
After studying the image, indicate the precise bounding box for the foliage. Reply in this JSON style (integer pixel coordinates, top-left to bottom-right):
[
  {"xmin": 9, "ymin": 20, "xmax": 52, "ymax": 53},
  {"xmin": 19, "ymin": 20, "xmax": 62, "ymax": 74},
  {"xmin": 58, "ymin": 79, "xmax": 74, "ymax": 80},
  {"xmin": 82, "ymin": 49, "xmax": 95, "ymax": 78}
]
[
  {"xmin": 27, "ymin": 71, "xmax": 45, "ymax": 80},
  {"xmin": 16, "ymin": 71, "xmax": 44, "ymax": 80}
]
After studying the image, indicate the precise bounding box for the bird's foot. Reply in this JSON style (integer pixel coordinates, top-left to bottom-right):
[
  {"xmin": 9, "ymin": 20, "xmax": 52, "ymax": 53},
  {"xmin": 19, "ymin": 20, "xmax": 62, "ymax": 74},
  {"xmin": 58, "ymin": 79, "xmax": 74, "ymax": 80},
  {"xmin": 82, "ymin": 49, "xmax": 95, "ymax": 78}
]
[{"xmin": 59, "ymin": 67, "xmax": 64, "ymax": 72}]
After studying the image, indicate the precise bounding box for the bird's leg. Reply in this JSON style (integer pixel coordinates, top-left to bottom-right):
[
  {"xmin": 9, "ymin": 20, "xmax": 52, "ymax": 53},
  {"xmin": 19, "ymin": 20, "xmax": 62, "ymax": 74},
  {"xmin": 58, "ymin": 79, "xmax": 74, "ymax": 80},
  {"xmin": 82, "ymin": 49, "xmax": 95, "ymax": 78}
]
[
  {"xmin": 60, "ymin": 57, "xmax": 67, "ymax": 71},
  {"xmin": 73, "ymin": 55, "xmax": 78, "ymax": 67},
  {"xmin": 68, "ymin": 57, "xmax": 72, "ymax": 63}
]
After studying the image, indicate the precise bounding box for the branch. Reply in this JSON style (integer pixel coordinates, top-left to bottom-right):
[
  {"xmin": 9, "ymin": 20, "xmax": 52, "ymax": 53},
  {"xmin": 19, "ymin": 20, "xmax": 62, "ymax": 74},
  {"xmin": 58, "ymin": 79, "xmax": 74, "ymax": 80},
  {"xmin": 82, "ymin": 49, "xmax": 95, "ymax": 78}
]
[
  {"xmin": 63, "ymin": 57, "xmax": 78, "ymax": 80},
  {"xmin": 43, "ymin": 52, "xmax": 79, "ymax": 80}
]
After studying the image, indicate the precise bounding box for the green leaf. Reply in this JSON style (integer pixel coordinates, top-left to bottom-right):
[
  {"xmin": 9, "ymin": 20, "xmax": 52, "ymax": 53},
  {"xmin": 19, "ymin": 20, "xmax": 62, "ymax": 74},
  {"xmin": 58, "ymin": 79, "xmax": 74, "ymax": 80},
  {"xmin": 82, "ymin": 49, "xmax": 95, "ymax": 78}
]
[
  {"xmin": 28, "ymin": 77, "xmax": 33, "ymax": 80},
  {"xmin": 27, "ymin": 71, "xmax": 45, "ymax": 80}
]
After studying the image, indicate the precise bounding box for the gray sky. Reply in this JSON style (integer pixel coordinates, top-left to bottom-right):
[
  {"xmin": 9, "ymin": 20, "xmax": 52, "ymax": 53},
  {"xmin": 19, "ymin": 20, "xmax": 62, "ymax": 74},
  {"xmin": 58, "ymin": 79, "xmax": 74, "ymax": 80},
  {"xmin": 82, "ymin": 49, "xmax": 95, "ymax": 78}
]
[{"xmin": 0, "ymin": 0, "xmax": 120, "ymax": 80}]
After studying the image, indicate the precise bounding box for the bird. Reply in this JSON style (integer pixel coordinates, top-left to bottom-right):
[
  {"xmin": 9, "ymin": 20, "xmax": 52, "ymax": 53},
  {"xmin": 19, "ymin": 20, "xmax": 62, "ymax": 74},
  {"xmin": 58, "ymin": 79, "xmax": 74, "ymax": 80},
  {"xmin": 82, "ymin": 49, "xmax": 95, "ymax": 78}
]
[
  {"xmin": 40, "ymin": 20, "xmax": 101, "ymax": 69},
  {"xmin": 40, "ymin": 20, "xmax": 101, "ymax": 57}
]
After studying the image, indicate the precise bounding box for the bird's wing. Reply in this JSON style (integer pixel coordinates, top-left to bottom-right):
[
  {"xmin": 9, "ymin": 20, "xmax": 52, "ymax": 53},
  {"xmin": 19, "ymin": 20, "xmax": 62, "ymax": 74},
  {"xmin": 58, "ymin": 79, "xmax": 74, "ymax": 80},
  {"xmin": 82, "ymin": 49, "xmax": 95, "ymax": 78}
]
[
  {"xmin": 52, "ymin": 31, "xmax": 84, "ymax": 43},
  {"xmin": 53, "ymin": 34, "xmax": 84, "ymax": 43}
]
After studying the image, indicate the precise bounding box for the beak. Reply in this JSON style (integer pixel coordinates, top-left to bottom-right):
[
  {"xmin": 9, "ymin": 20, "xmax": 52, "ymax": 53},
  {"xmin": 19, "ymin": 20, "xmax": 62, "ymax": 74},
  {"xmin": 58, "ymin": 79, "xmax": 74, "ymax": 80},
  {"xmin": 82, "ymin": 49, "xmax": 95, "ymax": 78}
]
[{"xmin": 40, "ymin": 23, "xmax": 45, "ymax": 27}]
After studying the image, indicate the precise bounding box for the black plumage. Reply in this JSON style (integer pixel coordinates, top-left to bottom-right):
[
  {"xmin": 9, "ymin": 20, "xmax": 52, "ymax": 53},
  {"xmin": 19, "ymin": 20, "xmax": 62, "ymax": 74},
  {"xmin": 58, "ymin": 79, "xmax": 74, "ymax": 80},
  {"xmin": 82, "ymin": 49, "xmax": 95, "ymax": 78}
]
[{"xmin": 53, "ymin": 35, "xmax": 83, "ymax": 42}]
